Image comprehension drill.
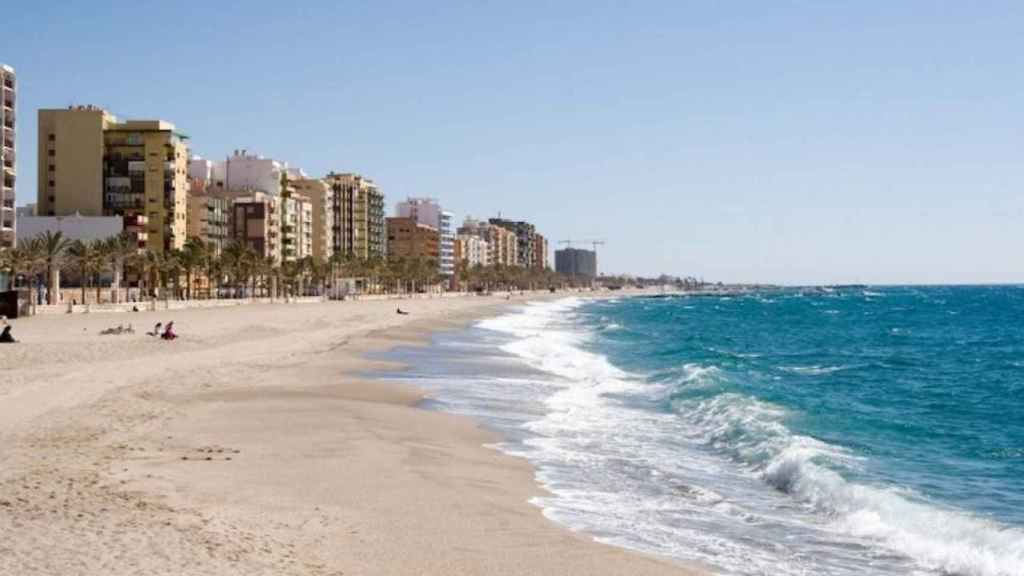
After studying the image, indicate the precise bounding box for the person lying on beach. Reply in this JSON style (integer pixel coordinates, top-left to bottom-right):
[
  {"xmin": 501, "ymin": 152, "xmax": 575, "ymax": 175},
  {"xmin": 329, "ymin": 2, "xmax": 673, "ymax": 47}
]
[
  {"xmin": 146, "ymin": 322, "xmax": 163, "ymax": 337},
  {"xmin": 396, "ymin": 307, "xmax": 410, "ymax": 315},
  {"xmin": 0, "ymin": 325, "xmax": 16, "ymax": 343},
  {"xmin": 161, "ymin": 322, "xmax": 177, "ymax": 341},
  {"xmin": 99, "ymin": 324, "xmax": 126, "ymax": 336}
]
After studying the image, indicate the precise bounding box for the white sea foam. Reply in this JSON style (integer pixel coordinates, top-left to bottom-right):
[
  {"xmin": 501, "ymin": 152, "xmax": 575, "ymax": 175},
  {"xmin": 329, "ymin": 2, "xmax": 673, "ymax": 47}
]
[
  {"xmin": 476, "ymin": 298, "xmax": 1024, "ymax": 576},
  {"xmin": 779, "ymin": 365, "xmax": 849, "ymax": 376},
  {"xmin": 673, "ymin": 391, "xmax": 1024, "ymax": 576}
]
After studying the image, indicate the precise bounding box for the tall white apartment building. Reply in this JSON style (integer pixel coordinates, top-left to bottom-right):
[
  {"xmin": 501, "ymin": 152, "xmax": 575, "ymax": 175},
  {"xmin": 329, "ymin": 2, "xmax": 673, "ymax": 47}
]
[
  {"xmin": 1, "ymin": 64, "xmax": 16, "ymax": 250},
  {"xmin": 395, "ymin": 197, "xmax": 454, "ymax": 276}
]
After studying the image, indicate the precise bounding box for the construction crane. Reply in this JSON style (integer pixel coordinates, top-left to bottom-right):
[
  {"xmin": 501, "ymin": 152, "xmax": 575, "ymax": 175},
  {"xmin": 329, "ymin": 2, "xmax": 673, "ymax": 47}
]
[{"xmin": 558, "ymin": 239, "xmax": 606, "ymax": 252}]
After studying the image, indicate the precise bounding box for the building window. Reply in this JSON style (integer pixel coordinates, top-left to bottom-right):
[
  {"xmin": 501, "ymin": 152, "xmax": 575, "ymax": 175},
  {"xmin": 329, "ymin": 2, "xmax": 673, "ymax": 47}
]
[
  {"xmin": 48, "ymin": 164, "xmax": 55, "ymax": 172},
  {"xmin": 48, "ymin": 134, "xmax": 55, "ymax": 142},
  {"xmin": 48, "ymin": 180, "xmax": 55, "ymax": 187},
  {"xmin": 48, "ymin": 150, "xmax": 55, "ymax": 157}
]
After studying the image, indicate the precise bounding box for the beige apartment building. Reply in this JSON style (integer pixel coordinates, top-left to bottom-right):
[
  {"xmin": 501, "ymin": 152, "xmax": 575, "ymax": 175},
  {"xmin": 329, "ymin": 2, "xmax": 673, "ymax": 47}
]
[
  {"xmin": 280, "ymin": 193, "xmax": 313, "ymax": 262},
  {"xmin": 455, "ymin": 233, "xmax": 489, "ymax": 268},
  {"xmin": 37, "ymin": 106, "xmax": 189, "ymax": 253},
  {"xmin": 489, "ymin": 225, "xmax": 517, "ymax": 266},
  {"xmin": 458, "ymin": 217, "xmax": 517, "ymax": 267},
  {"xmin": 292, "ymin": 177, "xmax": 334, "ymax": 262},
  {"xmin": 386, "ymin": 217, "xmax": 439, "ymax": 261},
  {"xmin": 1, "ymin": 64, "xmax": 16, "ymax": 250},
  {"xmin": 325, "ymin": 172, "xmax": 386, "ymax": 261}
]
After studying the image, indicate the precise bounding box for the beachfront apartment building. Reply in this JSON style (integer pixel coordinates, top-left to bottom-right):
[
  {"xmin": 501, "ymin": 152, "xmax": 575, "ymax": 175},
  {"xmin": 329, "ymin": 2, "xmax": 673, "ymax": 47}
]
[
  {"xmin": 439, "ymin": 210, "xmax": 454, "ymax": 275},
  {"xmin": 455, "ymin": 233, "xmax": 489, "ymax": 268},
  {"xmin": 532, "ymin": 233, "xmax": 549, "ymax": 270},
  {"xmin": 187, "ymin": 156, "xmax": 214, "ymax": 194},
  {"xmin": 1, "ymin": 64, "xmax": 16, "ymax": 252},
  {"xmin": 208, "ymin": 150, "xmax": 290, "ymax": 197},
  {"xmin": 395, "ymin": 198, "xmax": 455, "ymax": 277},
  {"xmin": 386, "ymin": 217, "xmax": 440, "ymax": 262},
  {"xmin": 231, "ymin": 191, "xmax": 281, "ymax": 263},
  {"xmin": 186, "ymin": 192, "xmax": 229, "ymax": 255},
  {"xmin": 279, "ymin": 190, "xmax": 313, "ymax": 262},
  {"xmin": 36, "ymin": 106, "xmax": 190, "ymax": 253},
  {"xmin": 489, "ymin": 218, "xmax": 539, "ymax": 268},
  {"xmin": 325, "ymin": 172, "xmax": 386, "ymax": 261},
  {"xmin": 291, "ymin": 177, "xmax": 334, "ymax": 262},
  {"xmin": 459, "ymin": 217, "xmax": 517, "ymax": 267}
]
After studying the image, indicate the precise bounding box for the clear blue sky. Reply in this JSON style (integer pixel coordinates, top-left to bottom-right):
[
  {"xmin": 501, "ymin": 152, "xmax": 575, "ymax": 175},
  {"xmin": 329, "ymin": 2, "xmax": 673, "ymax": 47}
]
[{"xmin": 4, "ymin": 1, "xmax": 1023, "ymax": 284}]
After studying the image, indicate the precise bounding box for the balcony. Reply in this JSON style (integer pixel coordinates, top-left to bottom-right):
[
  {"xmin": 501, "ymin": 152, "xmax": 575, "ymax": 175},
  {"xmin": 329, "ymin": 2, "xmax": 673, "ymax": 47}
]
[
  {"xmin": 124, "ymin": 214, "xmax": 148, "ymax": 227},
  {"xmin": 107, "ymin": 200, "xmax": 145, "ymax": 210}
]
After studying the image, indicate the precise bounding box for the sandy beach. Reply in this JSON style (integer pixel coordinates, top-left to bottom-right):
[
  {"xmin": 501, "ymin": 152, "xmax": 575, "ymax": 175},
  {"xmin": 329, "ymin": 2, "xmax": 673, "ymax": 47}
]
[{"xmin": 0, "ymin": 295, "xmax": 704, "ymax": 575}]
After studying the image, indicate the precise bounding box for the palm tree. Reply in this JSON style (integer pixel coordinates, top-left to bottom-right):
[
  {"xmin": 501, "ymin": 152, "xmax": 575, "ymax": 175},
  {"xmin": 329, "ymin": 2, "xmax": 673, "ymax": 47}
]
[
  {"xmin": 258, "ymin": 256, "xmax": 278, "ymax": 299},
  {"xmin": 103, "ymin": 232, "xmax": 138, "ymax": 304},
  {"xmin": 136, "ymin": 249, "xmax": 168, "ymax": 302},
  {"xmin": 1, "ymin": 239, "xmax": 44, "ymax": 313},
  {"xmin": 204, "ymin": 242, "xmax": 223, "ymax": 299},
  {"xmin": 161, "ymin": 250, "xmax": 182, "ymax": 301},
  {"xmin": 177, "ymin": 238, "xmax": 207, "ymax": 300},
  {"xmin": 66, "ymin": 240, "xmax": 98, "ymax": 305},
  {"xmin": 38, "ymin": 231, "xmax": 71, "ymax": 305},
  {"xmin": 1, "ymin": 241, "xmax": 38, "ymax": 290},
  {"xmin": 306, "ymin": 257, "xmax": 327, "ymax": 297},
  {"xmin": 219, "ymin": 241, "xmax": 252, "ymax": 298}
]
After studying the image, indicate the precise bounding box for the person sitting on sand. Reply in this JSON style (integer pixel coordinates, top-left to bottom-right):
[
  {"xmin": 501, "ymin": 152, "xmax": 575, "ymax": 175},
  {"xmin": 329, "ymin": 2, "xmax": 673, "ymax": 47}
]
[
  {"xmin": 161, "ymin": 321, "xmax": 177, "ymax": 341},
  {"xmin": 0, "ymin": 325, "xmax": 16, "ymax": 343},
  {"xmin": 396, "ymin": 307, "xmax": 410, "ymax": 315},
  {"xmin": 147, "ymin": 322, "xmax": 163, "ymax": 337}
]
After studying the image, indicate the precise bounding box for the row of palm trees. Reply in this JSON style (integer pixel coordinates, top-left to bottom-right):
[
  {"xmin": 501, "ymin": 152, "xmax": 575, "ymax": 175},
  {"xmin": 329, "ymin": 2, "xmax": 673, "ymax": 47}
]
[{"xmin": 0, "ymin": 231, "xmax": 579, "ymax": 307}]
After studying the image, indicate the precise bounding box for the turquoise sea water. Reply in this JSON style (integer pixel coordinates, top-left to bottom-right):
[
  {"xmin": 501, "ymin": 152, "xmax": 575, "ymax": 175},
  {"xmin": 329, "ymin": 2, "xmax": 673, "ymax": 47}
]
[{"xmin": 382, "ymin": 287, "xmax": 1024, "ymax": 575}]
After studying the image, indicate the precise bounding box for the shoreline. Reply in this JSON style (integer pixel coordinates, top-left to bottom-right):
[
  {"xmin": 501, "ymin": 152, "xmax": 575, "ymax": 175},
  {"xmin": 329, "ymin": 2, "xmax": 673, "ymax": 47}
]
[{"xmin": 0, "ymin": 292, "xmax": 705, "ymax": 575}]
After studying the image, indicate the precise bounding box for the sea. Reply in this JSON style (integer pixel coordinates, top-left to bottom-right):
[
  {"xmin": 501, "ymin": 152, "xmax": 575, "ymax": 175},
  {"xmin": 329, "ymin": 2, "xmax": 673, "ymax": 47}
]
[{"xmin": 377, "ymin": 286, "xmax": 1024, "ymax": 576}]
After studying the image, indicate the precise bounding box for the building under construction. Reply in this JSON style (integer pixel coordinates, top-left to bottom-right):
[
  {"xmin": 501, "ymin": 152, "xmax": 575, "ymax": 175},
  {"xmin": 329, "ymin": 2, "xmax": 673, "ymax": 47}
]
[{"xmin": 555, "ymin": 247, "xmax": 597, "ymax": 279}]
